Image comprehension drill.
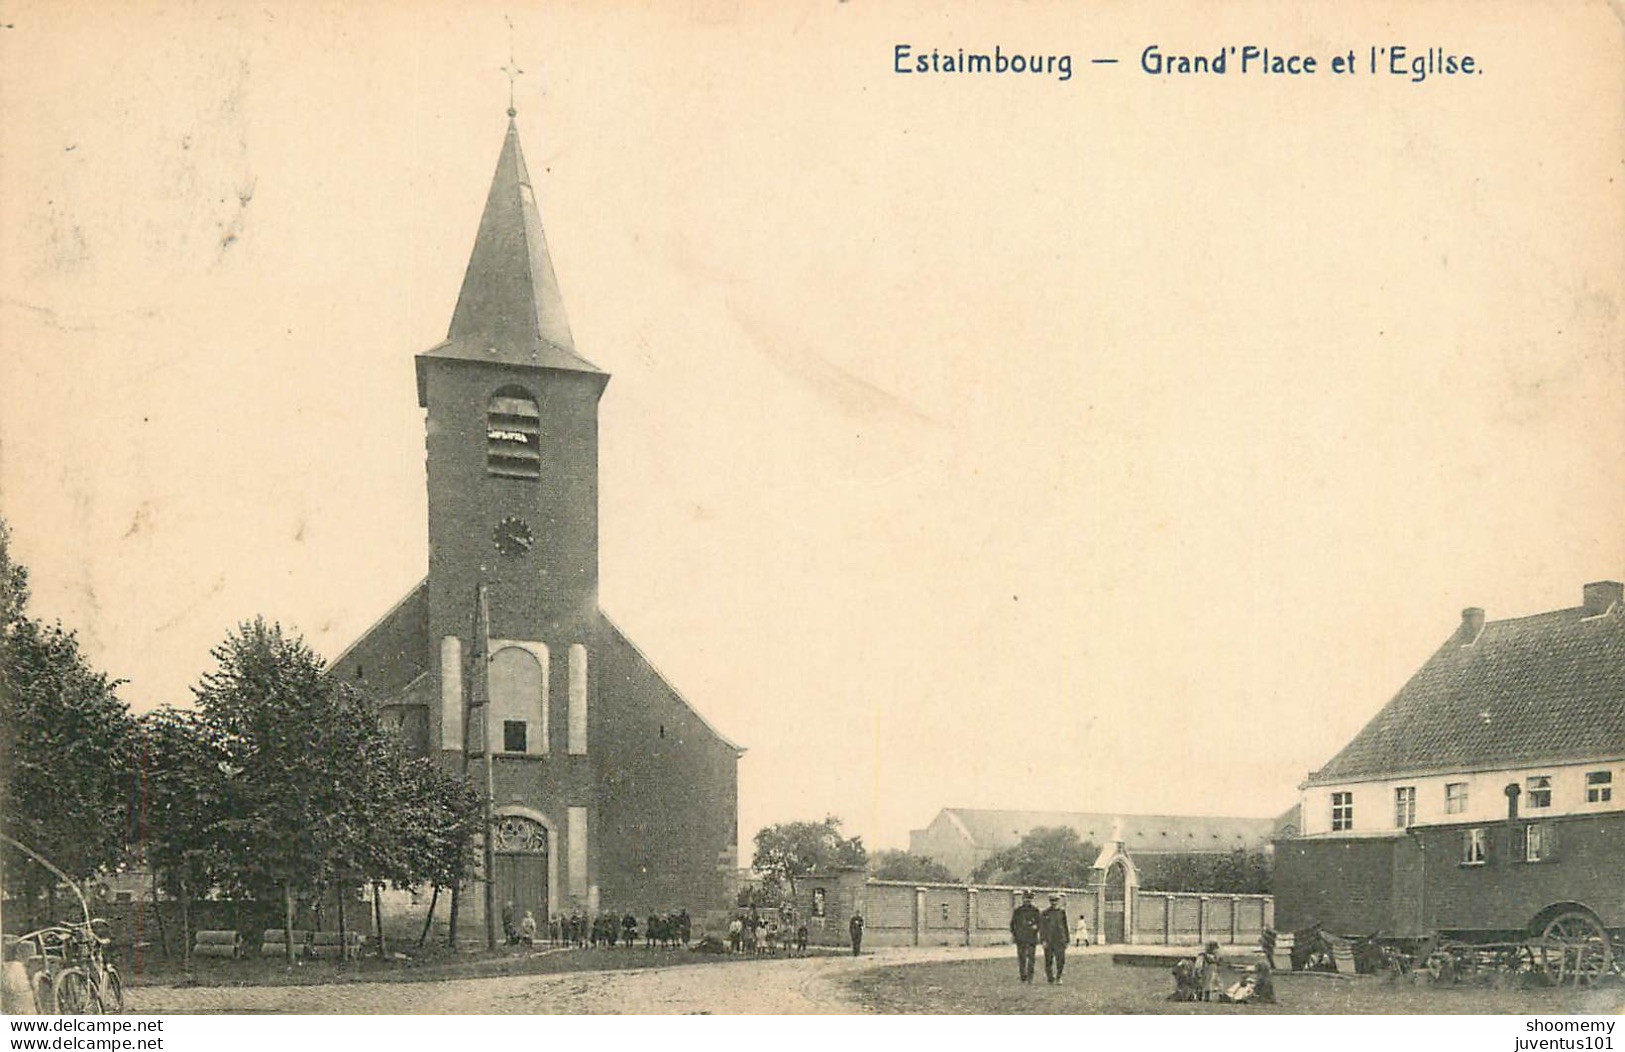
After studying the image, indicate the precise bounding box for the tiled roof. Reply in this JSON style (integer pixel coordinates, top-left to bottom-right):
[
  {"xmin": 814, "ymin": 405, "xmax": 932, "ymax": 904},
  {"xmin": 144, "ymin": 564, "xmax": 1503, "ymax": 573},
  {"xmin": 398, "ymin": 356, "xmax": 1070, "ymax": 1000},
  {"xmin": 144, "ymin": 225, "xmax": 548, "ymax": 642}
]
[
  {"xmin": 1306, "ymin": 589, "xmax": 1625, "ymax": 785},
  {"xmin": 941, "ymin": 808, "xmax": 1279, "ymax": 854}
]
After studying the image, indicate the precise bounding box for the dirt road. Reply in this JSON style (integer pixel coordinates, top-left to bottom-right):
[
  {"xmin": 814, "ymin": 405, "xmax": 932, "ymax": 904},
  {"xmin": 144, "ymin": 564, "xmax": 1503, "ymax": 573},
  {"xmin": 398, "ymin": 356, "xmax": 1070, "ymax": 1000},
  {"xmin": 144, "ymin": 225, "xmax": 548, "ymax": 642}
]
[{"xmin": 127, "ymin": 945, "xmax": 1010, "ymax": 1014}]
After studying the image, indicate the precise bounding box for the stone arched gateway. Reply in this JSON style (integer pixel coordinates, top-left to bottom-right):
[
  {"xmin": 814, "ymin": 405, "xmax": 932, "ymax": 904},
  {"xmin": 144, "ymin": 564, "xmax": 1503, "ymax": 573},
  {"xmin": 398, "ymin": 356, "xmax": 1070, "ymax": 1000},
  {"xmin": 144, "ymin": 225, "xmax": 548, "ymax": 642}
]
[
  {"xmin": 491, "ymin": 808, "xmax": 558, "ymax": 927},
  {"xmin": 1090, "ymin": 838, "xmax": 1141, "ymax": 944}
]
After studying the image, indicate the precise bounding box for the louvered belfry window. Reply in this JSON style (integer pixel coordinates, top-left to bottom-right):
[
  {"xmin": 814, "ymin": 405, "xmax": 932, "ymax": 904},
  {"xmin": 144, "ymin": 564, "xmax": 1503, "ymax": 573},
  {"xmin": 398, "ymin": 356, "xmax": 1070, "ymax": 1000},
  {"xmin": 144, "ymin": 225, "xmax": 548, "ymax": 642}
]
[{"xmin": 487, "ymin": 387, "xmax": 541, "ymax": 479}]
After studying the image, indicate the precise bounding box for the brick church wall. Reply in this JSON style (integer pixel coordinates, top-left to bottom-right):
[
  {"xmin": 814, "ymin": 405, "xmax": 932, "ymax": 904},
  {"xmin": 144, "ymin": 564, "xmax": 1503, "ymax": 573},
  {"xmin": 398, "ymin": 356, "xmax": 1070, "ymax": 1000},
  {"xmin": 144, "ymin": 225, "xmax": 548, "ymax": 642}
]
[{"xmin": 592, "ymin": 620, "xmax": 739, "ymax": 919}]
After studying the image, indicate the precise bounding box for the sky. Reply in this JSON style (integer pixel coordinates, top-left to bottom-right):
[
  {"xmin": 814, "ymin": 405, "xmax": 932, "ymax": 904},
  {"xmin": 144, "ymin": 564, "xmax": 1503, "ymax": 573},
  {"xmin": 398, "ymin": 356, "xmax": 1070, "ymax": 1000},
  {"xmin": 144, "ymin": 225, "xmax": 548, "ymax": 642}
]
[{"xmin": 2, "ymin": 1, "xmax": 1622, "ymax": 860}]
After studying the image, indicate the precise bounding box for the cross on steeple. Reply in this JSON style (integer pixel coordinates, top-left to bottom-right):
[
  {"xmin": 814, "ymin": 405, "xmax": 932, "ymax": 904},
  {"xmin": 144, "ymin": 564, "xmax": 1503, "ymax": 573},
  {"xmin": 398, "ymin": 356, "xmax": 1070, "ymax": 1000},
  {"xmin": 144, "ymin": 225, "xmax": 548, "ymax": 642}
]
[{"xmin": 501, "ymin": 15, "xmax": 524, "ymax": 118}]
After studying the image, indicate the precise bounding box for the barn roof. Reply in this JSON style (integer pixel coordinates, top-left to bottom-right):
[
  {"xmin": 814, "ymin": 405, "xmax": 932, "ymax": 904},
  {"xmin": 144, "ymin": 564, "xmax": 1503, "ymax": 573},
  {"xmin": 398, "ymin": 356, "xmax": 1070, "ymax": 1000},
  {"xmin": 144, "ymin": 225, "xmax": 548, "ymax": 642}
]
[
  {"xmin": 937, "ymin": 808, "xmax": 1280, "ymax": 855},
  {"xmin": 1305, "ymin": 581, "xmax": 1625, "ymax": 786}
]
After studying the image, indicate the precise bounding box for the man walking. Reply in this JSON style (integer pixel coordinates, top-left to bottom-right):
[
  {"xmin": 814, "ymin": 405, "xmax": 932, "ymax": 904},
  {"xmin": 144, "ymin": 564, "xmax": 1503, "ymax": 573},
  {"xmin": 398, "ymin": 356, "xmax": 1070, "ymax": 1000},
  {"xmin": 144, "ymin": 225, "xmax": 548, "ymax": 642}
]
[
  {"xmin": 849, "ymin": 912, "xmax": 866, "ymax": 957},
  {"xmin": 1010, "ymin": 890, "xmax": 1042, "ymax": 983},
  {"xmin": 1040, "ymin": 893, "xmax": 1071, "ymax": 984}
]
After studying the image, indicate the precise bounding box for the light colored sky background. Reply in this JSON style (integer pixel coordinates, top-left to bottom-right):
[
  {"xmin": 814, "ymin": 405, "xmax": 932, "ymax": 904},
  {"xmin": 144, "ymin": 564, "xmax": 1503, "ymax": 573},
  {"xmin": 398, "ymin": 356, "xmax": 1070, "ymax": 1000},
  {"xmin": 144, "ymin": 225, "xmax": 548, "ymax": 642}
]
[{"xmin": 2, "ymin": 1, "xmax": 1621, "ymax": 860}]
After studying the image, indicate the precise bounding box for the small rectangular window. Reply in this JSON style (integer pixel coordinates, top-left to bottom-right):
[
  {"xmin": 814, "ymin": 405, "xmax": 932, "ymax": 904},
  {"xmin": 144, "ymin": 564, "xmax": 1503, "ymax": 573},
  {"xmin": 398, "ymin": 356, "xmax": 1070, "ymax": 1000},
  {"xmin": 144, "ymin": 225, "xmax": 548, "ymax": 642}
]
[
  {"xmin": 1525, "ymin": 775, "xmax": 1552, "ymax": 810},
  {"xmin": 1461, "ymin": 828, "xmax": 1487, "ymax": 865},
  {"xmin": 1444, "ymin": 782, "xmax": 1468, "ymax": 815},
  {"xmin": 1331, "ymin": 791, "xmax": 1354, "ymax": 832},
  {"xmin": 503, "ymin": 720, "xmax": 527, "ymax": 753},
  {"xmin": 1585, "ymin": 771, "xmax": 1612, "ymax": 804},
  {"xmin": 1525, "ymin": 823, "xmax": 1547, "ymax": 862},
  {"xmin": 1394, "ymin": 786, "xmax": 1416, "ymax": 828}
]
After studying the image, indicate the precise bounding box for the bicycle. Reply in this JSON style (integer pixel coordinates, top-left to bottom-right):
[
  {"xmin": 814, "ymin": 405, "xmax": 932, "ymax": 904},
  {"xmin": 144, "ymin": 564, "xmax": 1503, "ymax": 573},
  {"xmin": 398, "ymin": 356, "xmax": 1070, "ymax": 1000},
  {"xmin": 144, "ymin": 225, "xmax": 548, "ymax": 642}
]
[{"xmin": 23, "ymin": 919, "xmax": 123, "ymax": 1014}]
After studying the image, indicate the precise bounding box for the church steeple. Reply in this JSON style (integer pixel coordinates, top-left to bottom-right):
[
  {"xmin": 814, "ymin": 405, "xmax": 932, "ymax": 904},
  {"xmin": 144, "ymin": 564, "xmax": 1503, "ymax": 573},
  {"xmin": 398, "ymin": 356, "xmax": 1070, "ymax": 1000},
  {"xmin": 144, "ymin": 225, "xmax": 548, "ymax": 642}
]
[{"xmin": 419, "ymin": 118, "xmax": 601, "ymax": 387}]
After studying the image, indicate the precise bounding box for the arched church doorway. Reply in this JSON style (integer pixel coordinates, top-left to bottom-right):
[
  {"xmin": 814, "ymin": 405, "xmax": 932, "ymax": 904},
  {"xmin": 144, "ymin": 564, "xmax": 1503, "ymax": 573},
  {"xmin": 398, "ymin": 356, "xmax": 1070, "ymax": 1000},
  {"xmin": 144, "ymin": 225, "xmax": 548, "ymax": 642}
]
[
  {"xmin": 1103, "ymin": 860, "xmax": 1127, "ymax": 944},
  {"xmin": 492, "ymin": 815, "xmax": 549, "ymax": 931}
]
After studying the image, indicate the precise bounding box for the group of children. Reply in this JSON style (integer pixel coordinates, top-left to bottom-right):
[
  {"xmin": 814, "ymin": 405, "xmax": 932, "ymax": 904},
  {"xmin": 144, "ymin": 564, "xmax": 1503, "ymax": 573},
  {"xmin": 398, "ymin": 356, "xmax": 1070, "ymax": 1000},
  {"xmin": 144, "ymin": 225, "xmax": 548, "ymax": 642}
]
[
  {"xmin": 726, "ymin": 911, "xmax": 811, "ymax": 956},
  {"xmin": 1170, "ymin": 940, "xmax": 1277, "ymax": 1005}
]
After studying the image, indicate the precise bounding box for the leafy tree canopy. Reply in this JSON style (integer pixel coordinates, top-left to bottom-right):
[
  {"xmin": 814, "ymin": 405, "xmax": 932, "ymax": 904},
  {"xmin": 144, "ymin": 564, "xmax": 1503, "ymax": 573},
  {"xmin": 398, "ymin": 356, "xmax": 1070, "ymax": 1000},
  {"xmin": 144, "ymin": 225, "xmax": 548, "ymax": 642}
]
[
  {"xmin": 752, "ymin": 815, "xmax": 867, "ymax": 895},
  {"xmin": 870, "ymin": 849, "xmax": 959, "ymax": 883},
  {"xmin": 0, "ymin": 518, "xmax": 136, "ymax": 913},
  {"xmin": 970, "ymin": 826, "xmax": 1099, "ymax": 888}
]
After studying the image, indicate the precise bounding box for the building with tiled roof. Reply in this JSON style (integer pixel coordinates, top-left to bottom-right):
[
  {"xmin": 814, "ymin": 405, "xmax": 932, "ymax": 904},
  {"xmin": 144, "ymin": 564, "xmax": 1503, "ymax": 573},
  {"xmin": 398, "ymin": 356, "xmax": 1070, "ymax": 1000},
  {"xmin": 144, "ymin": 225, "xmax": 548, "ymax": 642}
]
[
  {"xmin": 908, "ymin": 807, "xmax": 1285, "ymax": 881},
  {"xmin": 1296, "ymin": 580, "xmax": 1625, "ymax": 837},
  {"xmin": 1274, "ymin": 580, "xmax": 1625, "ymax": 954}
]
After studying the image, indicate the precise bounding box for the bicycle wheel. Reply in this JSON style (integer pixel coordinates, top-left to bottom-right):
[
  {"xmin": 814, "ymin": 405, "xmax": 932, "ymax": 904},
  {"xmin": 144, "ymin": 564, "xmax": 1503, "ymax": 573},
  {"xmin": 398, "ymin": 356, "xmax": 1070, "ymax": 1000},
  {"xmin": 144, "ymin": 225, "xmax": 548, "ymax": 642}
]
[
  {"xmin": 100, "ymin": 967, "xmax": 124, "ymax": 1013},
  {"xmin": 54, "ymin": 969, "xmax": 95, "ymax": 1014},
  {"xmin": 32, "ymin": 972, "xmax": 55, "ymax": 1015}
]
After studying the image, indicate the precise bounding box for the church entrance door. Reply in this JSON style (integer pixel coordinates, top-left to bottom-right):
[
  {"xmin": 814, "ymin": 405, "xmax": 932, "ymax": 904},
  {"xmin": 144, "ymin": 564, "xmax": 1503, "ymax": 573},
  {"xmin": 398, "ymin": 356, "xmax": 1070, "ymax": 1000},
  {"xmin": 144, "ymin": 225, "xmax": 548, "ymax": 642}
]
[
  {"xmin": 1103, "ymin": 861, "xmax": 1127, "ymax": 944},
  {"xmin": 492, "ymin": 816, "xmax": 549, "ymax": 935}
]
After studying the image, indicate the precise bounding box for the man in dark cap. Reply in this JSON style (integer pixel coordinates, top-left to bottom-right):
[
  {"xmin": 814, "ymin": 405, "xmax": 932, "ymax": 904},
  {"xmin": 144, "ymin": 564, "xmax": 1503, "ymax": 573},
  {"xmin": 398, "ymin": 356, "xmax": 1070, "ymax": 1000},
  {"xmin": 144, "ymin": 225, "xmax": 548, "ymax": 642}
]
[
  {"xmin": 1010, "ymin": 891, "xmax": 1042, "ymax": 983},
  {"xmin": 1040, "ymin": 893, "xmax": 1071, "ymax": 984}
]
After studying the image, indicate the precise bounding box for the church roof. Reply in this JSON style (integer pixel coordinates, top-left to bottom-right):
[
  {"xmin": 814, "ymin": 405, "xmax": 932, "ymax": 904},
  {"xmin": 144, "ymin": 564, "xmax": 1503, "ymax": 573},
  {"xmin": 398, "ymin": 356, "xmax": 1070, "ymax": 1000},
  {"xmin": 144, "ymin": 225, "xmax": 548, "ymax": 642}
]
[
  {"xmin": 421, "ymin": 117, "xmax": 601, "ymax": 375},
  {"xmin": 1304, "ymin": 581, "xmax": 1625, "ymax": 786}
]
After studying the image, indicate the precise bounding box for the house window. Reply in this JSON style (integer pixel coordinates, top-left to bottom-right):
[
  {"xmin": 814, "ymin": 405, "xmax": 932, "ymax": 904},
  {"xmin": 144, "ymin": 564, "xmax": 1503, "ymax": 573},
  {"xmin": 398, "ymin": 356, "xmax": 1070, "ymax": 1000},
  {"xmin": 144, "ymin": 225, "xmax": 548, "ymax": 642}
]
[
  {"xmin": 1444, "ymin": 782, "xmax": 1468, "ymax": 815},
  {"xmin": 1525, "ymin": 775, "xmax": 1552, "ymax": 810},
  {"xmin": 1585, "ymin": 771, "xmax": 1612, "ymax": 804},
  {"xmin": 1461, "ymin": 828, "xmax": 1487, "ymax": 865},
  {"xmin": 487, "ymin": 388, "xmax": 542, "ymax": 479},
  {"xmin": 1331, "ymin": 792, "xmax": 1354, "ymax": 832},
  {"xmin": 503, "ymin": 720, "xmax": 527, "ymax": 753},
  {"xmin": 1394, "ymin": 786, "xmax": 1416, "ymax": 828},
  {"xmin": 1525, "ymin": 823, "xmax": 1548, "ymax": 862}
]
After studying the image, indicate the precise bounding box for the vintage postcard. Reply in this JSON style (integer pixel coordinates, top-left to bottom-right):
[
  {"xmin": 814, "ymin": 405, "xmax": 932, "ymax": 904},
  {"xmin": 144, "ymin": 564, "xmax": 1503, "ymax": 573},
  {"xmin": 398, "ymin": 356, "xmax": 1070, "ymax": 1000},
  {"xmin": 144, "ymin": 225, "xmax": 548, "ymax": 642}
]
[{"xmin": 1, "ymin": 0, "xmax": 1621, "ymax": 1038}]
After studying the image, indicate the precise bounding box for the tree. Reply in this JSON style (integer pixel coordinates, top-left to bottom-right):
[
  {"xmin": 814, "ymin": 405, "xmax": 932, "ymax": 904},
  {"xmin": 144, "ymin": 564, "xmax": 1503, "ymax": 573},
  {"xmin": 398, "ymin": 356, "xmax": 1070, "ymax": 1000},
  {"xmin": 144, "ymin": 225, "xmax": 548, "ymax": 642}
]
[
  {"xmin": 970, "ymin": 826, "xmax": 1099, "ymax": 888},
  {"xmin": 190, "ymin": 617, "xmax": 394, "ymax": 961},
  {"xmin": 870, "ymin": 850, "xmax": 959, "ymax": 883},
  {"xmin": 752, "ymin": 816, "xmax": 867, "ymax": 899},
  {"xmin": 0, "ymin": 518, "xmax": 136, "ymax": 925},
  {"xmin": 375, "ymin": 756, "xmax": 482, "ymax": 951},
  {"xmin": 136, "ymin": 707, "xmax": 236, "ymax": 965},
  {"xmin": 1141, "ymin": 849, "xmax": 1271, "ymax": 894}
]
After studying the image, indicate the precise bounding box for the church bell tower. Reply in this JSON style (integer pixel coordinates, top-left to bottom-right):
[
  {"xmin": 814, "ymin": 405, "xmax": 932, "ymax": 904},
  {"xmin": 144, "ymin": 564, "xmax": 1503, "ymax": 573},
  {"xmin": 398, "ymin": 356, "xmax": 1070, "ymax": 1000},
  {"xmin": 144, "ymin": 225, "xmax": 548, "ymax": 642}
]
[{"xmin": 415, "ymin": 116, "xmax": 607, "ymax": 749}]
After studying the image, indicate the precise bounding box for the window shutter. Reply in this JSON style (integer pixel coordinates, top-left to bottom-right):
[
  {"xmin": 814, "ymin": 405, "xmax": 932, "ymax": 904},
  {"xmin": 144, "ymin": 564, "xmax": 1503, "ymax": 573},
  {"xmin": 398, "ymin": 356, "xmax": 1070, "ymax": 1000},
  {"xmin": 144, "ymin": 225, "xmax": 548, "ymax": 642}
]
[
  {"xmin": 1544, "ymin": 823, "xmax": 1559, "ymax": 863},
  {"xmin": 1512, "ymin": 824, "xmax": 1527, "ymax": 862}
]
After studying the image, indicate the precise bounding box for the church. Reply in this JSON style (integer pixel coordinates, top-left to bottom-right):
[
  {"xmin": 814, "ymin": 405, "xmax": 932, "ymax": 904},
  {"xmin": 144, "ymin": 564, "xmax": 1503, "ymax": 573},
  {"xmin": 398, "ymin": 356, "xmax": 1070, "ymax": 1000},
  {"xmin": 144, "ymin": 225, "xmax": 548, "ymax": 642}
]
[{"xmin": 328, "ymin": 112, "xmax": 743, "ymax": 928}]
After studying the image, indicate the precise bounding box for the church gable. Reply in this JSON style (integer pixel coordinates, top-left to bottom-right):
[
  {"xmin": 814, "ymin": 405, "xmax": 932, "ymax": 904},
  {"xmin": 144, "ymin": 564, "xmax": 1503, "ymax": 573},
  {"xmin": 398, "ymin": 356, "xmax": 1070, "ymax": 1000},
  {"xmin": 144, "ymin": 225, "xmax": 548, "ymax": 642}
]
[
  {"xmin": 597, "ymin": 614, "xmax": 740, "ymax": 756},
  {"xmin": 329, "ymin": 578, "xmax": 430, "ymax": 698}
]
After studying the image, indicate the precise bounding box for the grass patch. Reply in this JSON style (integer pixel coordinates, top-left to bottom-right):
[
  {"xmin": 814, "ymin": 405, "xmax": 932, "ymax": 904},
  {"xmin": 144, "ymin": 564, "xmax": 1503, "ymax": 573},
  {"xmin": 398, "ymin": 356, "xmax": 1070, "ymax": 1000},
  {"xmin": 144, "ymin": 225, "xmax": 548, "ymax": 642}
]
[{"xmin": 850, "ymin": 955, "xmax": 1624, "ymax": 1015}]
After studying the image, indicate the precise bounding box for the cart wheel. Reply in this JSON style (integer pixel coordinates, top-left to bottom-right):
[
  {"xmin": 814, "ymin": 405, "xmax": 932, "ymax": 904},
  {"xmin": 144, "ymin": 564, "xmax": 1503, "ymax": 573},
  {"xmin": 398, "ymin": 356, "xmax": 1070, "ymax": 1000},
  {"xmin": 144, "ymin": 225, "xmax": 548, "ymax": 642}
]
[{"xmin": 1538, "ymin": 911, "xmax": 1612, "ymax": 986}]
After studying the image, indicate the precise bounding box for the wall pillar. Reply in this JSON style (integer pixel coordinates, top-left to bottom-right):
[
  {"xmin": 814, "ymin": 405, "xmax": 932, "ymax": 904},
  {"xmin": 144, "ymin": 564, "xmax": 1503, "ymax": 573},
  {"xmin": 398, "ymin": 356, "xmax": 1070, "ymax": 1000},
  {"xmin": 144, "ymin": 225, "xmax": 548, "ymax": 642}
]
[
  {"xmin": 913, "ymin": 888, "xmax": 926, "ymax": 947},
  {"xmin": 1198, "ymin": 896, "xmax": 1209, "ymax": 946},
  {"xmin": 1229, "ymin": 896, "xmax": 1239, "ymax": 945},
  {"xmin": 1164, "ymin": 894, "xmax": 1173, "ymax": 945},
  {"xmin": 965, "ymin": 887, "xmax": 977, "ymax": 947}
]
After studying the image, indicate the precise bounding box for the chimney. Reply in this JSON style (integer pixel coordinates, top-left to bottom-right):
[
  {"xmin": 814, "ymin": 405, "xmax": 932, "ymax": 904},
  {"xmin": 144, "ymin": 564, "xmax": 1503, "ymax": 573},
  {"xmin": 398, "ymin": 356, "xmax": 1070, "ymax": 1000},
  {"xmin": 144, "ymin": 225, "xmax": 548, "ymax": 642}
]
[
  {"xmin": 1458, "ymin": 607, "xmax": 1485, "ymax": 645},
  {"xmin": 1582, "ymin": 580, "xmax": 1623, "ymax": 617}
]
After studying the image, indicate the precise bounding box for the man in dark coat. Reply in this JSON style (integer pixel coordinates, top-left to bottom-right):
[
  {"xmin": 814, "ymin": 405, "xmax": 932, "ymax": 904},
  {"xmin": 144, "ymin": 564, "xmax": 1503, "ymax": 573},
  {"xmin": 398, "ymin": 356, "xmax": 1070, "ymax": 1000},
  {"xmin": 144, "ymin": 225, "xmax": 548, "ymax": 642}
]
[
  {"xmin": 849, "ymin": 912, "xmax": 866, "ymax": 957},
  {"xmin": 1010, "ymin": 891, "xmax": 1042, "ymax": 983},
  {"xmin": 1039, "ymin": 893, "xmax": 1071, "ymax": 984}
]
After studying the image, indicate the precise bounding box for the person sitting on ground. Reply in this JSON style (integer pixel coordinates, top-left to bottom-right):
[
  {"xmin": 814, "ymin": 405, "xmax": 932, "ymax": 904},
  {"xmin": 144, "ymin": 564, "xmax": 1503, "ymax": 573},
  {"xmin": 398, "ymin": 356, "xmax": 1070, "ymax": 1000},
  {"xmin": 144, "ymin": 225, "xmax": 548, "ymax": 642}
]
[{"xmin": 1169, "ymin": 958, "xmax": 1200, "ymax": 1002}]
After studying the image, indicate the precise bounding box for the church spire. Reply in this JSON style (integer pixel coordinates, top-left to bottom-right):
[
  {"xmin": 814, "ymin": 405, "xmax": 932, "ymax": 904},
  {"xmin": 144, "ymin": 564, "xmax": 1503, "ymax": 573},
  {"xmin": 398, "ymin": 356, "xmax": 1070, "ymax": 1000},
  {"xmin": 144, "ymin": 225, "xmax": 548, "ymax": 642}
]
[{"xmin": 438, "ymin": 118, "xmax": 600, "ymax": 374}]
